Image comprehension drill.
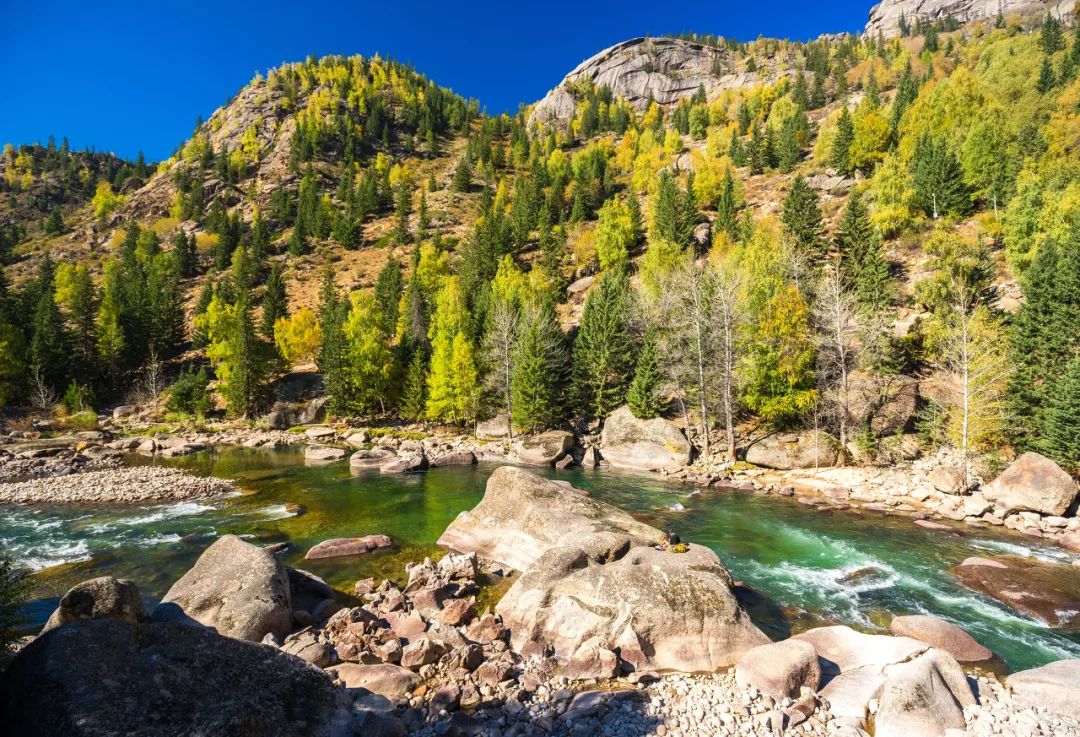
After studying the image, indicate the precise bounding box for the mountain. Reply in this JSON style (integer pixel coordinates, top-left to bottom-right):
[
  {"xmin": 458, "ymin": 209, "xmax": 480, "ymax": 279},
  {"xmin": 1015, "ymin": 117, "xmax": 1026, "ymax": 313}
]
[{"xmin": 865, "ymin": 0, "xmax": 1072, "ymax": 36}]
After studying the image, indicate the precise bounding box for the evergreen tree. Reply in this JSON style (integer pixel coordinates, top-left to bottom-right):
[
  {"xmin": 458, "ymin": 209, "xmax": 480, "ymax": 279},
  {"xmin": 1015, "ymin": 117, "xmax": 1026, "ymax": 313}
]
[
  {"xmin": 44, "ymin": 209, "xmax": 63, "ymax": 236},
  {"xmin": 715, "ymin": 167, "xmax": 740, "ymax": 241},
  {"xmin": 512, "ymin": 300, "xmax": 568, "ymax": 432},
  {"xmin": 781, "ymin": 176, "xmax": 826, "ymax": 259},
  {"xmin": 28, "ymin": 257, "xmax": 68, "ymax": 394},
  {"xmin": 627, "ymin": 331, "xmax": 664, "ymax": 419},
  {"xmin": 835, "ymin": 191, "xmax": 890, "ymax": 309},
  {"xmin": 145, "ymin": 252, "xmax": 184, "ymax": 357},
  {"xmin": 572, "ymin": 270, "xmax": 636, "ymax": 420},
  {"xmin": 342, "ymin": 292, "xmax": 394, "ymax": 414},
  {"xmin": 777, "ymin": 117, "xmax": 802, "ymax": 173},
  {"xmin": 651, "ymin": 170, "xmax": 696, "ymax": 248},
  {"xmin": 191, "ymin": 278, "xmax": 215, "ymax": 349},
  {"xmin": 316, "ymin": 266, "xmax": 349, "ymax": 415},
  {"xmin": 1040, "ymin": 353, "xmax": 1080, "ymax": 472},
  {"xmin": 451, "ymin": 157, "xmax": 472, "ymax": 193},
  {"xmin": 399, "ymin": 350, "xmax": 428, "ymax": 422},
  {"xmin": 261, "ymin": 264, "xmax": 288, "ymax": 340},
  {"xmin": 1042, "ymin": 12, "xmax": 1065, "ymax": 54},
  {"xmin": 201, "ymin": 291, "xmax": 268, "ymax": 418},
  {"xmin": 172, "ymin": 229, "xmax": 197, "ymax": 278},
  {"xmin": 426, "ymin": 276, "xmax": 479, "ymax": 424},
  {"xmin": 417, "ymin": 189, "xmax": 430, "ymax": 237},
  {"xmin": 1037, "ymin": 55, "xmax": 1057, "ymax": 93},
  {"xmin": 393, "ymin": 181, "xmax": 413, "ymax": 244},
  {"xmin": 830, "ymin": 108, "xmax": 855, "ymax": 175},
  {"xmin": 911, "ymin": 134, "xmax": 971, "ymax": 218},
  {"xmin": 374, "ymin": 257, "xmax": 404, "ymax": 335}
]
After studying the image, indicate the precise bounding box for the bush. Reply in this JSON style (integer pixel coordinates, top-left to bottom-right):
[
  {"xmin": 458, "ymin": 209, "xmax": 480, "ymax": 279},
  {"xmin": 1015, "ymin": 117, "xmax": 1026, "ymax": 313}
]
[
  {"xmin": 166, "ymin": 367, "xmax": 211, "ymax": 416},
  {"xmin": 60, "ymin": 381, "xmax": 94, "ymax": 414}
]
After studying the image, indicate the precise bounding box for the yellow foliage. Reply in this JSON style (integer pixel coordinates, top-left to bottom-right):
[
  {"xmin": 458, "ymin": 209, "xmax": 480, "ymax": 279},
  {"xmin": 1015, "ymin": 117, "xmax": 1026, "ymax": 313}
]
[{"xmin": 274, "ymin": 307, "xmax": 323, "ymax": 367}]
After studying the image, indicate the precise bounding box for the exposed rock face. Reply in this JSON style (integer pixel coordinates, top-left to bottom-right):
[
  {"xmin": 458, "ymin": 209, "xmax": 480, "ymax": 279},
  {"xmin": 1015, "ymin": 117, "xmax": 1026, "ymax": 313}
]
[
  {"xmin": 981, "ymin": 451, "xmax": 1079, "ymax": 516},
  {"xmin": 744, "ymin": 430, "xmax": 840, "ymax": 470},
  {"xmin": 530, "ymin": 37, "xmax": 781, "ymax": 127},
  {"xmin": 0, "ymin": 620, "xmax": 350, "ymax": 737},
  {"xmin": 153, "ymin": 534, "xmax": 293, "ymax": 641},
  {"xmin": 512, "ymin": 430, "xmax": 574, "ymax": 466},
  {"xmin": 889, "ymin": 614, "xmax": 993, "ymax": 662},
  {"xmin": 599, "ymin": 405, "xmax": 692, "ymax": 471},
  {"xmin": 1007, "ymin": 660, "xmax": 1080, "ymax": 719},
  {"xmin": 865, "ymin": 0, "xmax": 1073, "ymax": 37},
  {"xmin": 437, "ymin": 466, "xmax": 665, "ymax": 571},
  {"xmin": 305, "ymin": 535, "xmax": 393, "ymax": 560},
  {"xmin": 735, "ymin": 640, "xmax": 821, "ymax": 699},
  {"xmin": 496, "ymin": 531, "xmax": 769, "ymax": 673},
  {"xmin": 950, "ymin": 555, "xmax": 1080, "ymax": 629},
  {"xmin": 41, "ymin": 576, "xmax": 147, "ymax": 634}
]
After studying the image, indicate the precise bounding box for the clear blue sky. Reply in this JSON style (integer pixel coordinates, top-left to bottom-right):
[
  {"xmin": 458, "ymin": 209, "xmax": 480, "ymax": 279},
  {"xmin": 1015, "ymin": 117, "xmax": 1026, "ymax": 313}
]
[{"xmin": 0, "ymin": 0, "xmax": 871, "ymax": 161}]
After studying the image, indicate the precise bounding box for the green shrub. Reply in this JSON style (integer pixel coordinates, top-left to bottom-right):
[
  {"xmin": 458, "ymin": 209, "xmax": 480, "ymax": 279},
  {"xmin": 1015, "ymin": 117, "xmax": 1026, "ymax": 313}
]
[
  {"xmin": 166, "ymin": 367, "xmax": 211, "ymax": 416},
  {"xmin": 60, "ymin": 381, "xmax": 94, "ymax": 414}
]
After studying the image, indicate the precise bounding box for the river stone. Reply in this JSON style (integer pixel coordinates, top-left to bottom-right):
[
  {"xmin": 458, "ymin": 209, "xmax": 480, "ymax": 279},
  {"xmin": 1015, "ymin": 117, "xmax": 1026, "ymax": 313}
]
[
  {"xmin": 153, "ymin": 534, "xmax": 292, "ymax": 642},
  {"xmin": 981, "ymin": 452, "xmax": 1079, "ymax": 516},
  {"xmin": 281, "ymin": 627, "xmax": 335, "ymax": 668},
  {"xmin": 928, "ymin": 466, "xmax": 966, "ymax": 494},
  {"xmin": 305, "ymin": 535, "xmax": 393, "ymax": 560},
  {"xmin": 1006, "ymin": 660, "xmax": 1080, "ymax": 719},
  {"xmin": 0, "ymin": 620, "xmax": 350, "ymax": 737},
  {"xmin": 512, "ymin": 430, "xmax": 574, "ymax": 466},
  {"xmin": 889, "ymin": 614, "xmax": 992, "ymax": 662},
  {"xmin": 437, "ymin": 466, "xmax": 665, "ymax": 571},
  {"xmin": 598, "ymin": 405, "xmax": 692, "ymax": 472},
  {"xmin": 735, "ymin": 639, "xmax": 821, "ymax": 699},
  {"xmin": 429, "ymin": 449, "xmax": 476, "ymax": 467},
  {"xmin": 496, "ymin": 531, "xmax": 768, "ymax": 673},
  {"xmin": 378, "ymin": 450, "xmax": 427, "ymax": 474},
  {"xmin": 875, "ymin": 649, "xmax": 975, "ymax": 737},
  {"xmin": 950, "ymin": 555, "xmax": 1080, "ymax": 629},
  {"xmin": 41, "ymin": 576, "xmax": 147, "ymax": 634},
  {"xmin": 744, "ymin": 430, "xmax": 840, "ymax": 470},
  {"xmin": 476, "ymin": 414, "xmax": 512, "ymax": 441},
  {"xmin": 350, "ymin": 448, "xmax": 396, "ymax": 470},
  {"xmin": 326, "ymin": 663, "xmax": 421, "ymax": 699},
  {"xmin": 792, "ymin": 625, "xmax": 927, "ymax": 675},
  {"xmin": 304, "ymin": 444, "xmax": 347, "ymax": 462}
]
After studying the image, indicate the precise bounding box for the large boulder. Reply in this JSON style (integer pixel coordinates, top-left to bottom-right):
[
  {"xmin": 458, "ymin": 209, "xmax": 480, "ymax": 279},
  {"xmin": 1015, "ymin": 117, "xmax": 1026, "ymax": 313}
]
[
  {"xmin": 304, "ymin": 445, "xmax": 347, "ymax": 463},
  {"xmin": 436, "ymin": 466, "xmax": 665, "ymax": 571},
  {"xmin": 305, "ymin": 535, "xmax": 393, "ymax": 560},
  {"xmin": 598, "ymin": 405, "xmax": 692, "ymax": 472},
  {"xmin": 476, "ymin": 414, "xmax": 512, "ymax": 441},
  {"xmin": 495, "ymin": 531, "xmax": 768, "ymax": 673},
  {"xmin": 874, "ymin": 648, "xmax": 975, "ymax": 737},
  {"xmin": 512, "ymin": 430, "xmax": 574, "ymax": 466},
  {"xmin": 744, "ymin": 430, "xmax": 840, "ymax": 470},
  {"xmin": 950, "ymin": 555, "xmax": 1080, "ymax": 629},
  {"xmin": 153, "ymin": 534, "xmax": 292, "ymax": 641},
  {"xmin": 0, "ymin": 620, "xmax": 350, "ymax": 737},
  {"xmin": 40, "ymin": 576, "xmax": 147, "ymax": 634},
  {"xmin": 889, "ymin": 614, "xmax": 992, "ymax": 662},
  {"xmin": 735, "ymin": 639, "xmax": 820, "ymax": 699},
  {"xmin": 981, "ymin": 452, "xmax": 1079, "ymax": 516},
  {"xmin": 793, "ymin": 626, "xmax": 926, "ymax": 676},
  {"xmin": 1006, "ymin": 660, "xmax": 1080, "ymax": 720}
]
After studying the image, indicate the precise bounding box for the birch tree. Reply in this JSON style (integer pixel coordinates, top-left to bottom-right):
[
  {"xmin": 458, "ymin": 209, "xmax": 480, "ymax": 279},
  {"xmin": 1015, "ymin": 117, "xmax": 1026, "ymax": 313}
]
[{"xmin": 812, "ymin": 261, "xmax": 861, "ymax": 459}]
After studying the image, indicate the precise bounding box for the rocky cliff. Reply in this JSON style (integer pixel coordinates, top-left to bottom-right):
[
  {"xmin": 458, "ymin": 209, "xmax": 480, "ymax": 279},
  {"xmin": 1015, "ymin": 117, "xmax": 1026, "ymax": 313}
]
[
  {"xmin": 865, "ymin": 0, "xmax": 1073, "ymax": 36},
  {"xmin": 529, "ymin": 37, "xmax": 782, "ymax": 128}
]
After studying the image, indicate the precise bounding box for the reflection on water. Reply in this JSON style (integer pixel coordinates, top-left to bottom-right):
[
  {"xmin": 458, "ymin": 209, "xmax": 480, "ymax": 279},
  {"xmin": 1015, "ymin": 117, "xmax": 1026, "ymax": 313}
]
[{"xmin": 3, "ymin": 447, "xmax": 1078, "ymax": 671}]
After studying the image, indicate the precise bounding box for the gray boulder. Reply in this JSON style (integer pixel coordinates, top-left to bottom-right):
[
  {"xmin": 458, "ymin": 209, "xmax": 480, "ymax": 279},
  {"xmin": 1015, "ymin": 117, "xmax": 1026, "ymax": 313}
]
[
  {"xmin": 153, "ymin": 534, "xmax": 292, "ymax": 641},
  {"xmin": 981, "ymin": 452, "xmax": 1079, "ymax": 516},
  {"xmin": 349, "ymin": 448, "xmax": 396, "ymax": 470},
  {"xmin": 437, "ymin": 466, "xmax": 665, "ymax": 572},
  {"xmin": 475, "ymin": 414, "xmax": 512, "ymax": 441},
  {"xmin": 512, "ymin": 430, "xmax": 574, "ymax": 466},
  {"xmin": 40, "ymin": 576, "xmax": 147, "ymax": 634},
  {"xmin": 429, "ymin": 449, "xmax": 476, "ymax": 467},
  {"xmin": 599, "ymin": 405, "xmax": 692, "ymax": 472},
  {"xmin": 744, "ymin": 430, "xmax": 840, "ymax": 470},
  {"xmin": 1007, "ymin": 660, "xmax": 1080, "ymax": 720},
  {"xmin": 304, "ymin": 444, "xmax": 347, "ymax": 463},
  {"xmin": 326, "ymin": 663, "xmax": 421, "ymax": 699},
  {"xmin": 305, "ymin": 535, "xmax": 393, "ymax": 560},
  {"xmin": 0, "ymin": 620, "xmax": 350, "ymax": 737},
  {"xmin": 735, "ymin": 639, "xmax": 820, "ymax": 699},
  {"xmin": 875, "ymin": 648, "xmax": 975, "ymax": 737},
  {"xmin": 889, "ymin": 614, "xmax": 992, "ymax": 662}
]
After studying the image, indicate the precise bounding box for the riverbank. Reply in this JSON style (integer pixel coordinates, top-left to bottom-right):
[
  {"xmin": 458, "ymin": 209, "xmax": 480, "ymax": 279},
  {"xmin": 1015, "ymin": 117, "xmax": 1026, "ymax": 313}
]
[{"xmin": 0, "ymin": 466, "xmax": 236, "ymax": 504}]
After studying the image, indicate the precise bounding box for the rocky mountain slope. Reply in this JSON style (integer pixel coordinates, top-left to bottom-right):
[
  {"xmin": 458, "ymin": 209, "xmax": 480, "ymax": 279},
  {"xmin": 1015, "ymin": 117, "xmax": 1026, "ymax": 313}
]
[
  {"xmin": 530, "ymin": 36, "xmax": 784, "ymax": 127},
  {"xmin": 865, "ymin": 0, "xmax": 1073, "ymax": 36}
]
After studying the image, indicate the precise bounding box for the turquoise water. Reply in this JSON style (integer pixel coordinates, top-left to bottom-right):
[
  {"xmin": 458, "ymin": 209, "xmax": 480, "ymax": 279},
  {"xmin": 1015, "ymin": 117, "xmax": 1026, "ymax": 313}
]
[{"xmin": 3, "ymin": 448, "xmax": 1079, "ymax": 671}]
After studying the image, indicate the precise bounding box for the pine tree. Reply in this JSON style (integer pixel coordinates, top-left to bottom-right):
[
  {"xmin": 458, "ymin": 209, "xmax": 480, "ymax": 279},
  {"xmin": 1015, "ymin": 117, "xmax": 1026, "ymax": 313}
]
[
  {"xmin": 399, "ymin": 350, "xmax": 428, "ymax": 422},
  {"xmin": 911, "ymin": 134, "xmax": 971, "ymax": 218},
  {"xmin": 417, "ymin": 189, "xmax": 430, "ymax": 238},
  {"xmin": 342, "ymin": 292, "xmax": 394, "ymax": 414},
  {"xmin": 831, "ymin": 108, "xmax": 855, "ymax": 175},
  {"xmin": 1037, "ymin": 55, "xmax": 1057, "ymax": 93},
  {"xmin": 715, "ymin": 167, "xmax": 739, "ymax": 241},
  {"xmin": 781, "ymin": 176, "xmax": 826, "ymax": 259},
  {"xmin": 512, "ymin": 301, "xmax": 568, "ymax": 432},
  {"xmin": 28, "ymin": 258, "xmax": 68, "ymax": 394},
  {"xmin": 426, "ymin": 276, "xmax": 478, "ymax": 425},
  {"xmin": 316, "ymin": 266, "xmax": 349, "ymax": 414},
  {"xmin": 393, "ymin": 181, "xmax": 413, "ymax": 244},
  {"xmin": 374, "ymin": 257, "xmax": 404, "ymax": 335},
  {"xmin": 572, "ymin": 270, "xmax": 636, "ymax": 420},
  {"xmin": 145, "ymin": 252, "xmax": 184, "ymax": 358},
  {"xmin": 191, "ymin": 278, "xmax": 215, "ymax": 349},
  {"xmin": 1042, "ymin": 12, "xmax": 1065, "ymax": 54},
  {"xmin": 1040, "ymin": 353, "xmax": 1080, "ymax": 472},
  {"xmin": 451, "ymin": 157, "xmax": 472, "ymax": 193},
  {"xmin": 835, "ymin": 191, "xmax": 890, "ymax": 309},
  {"xmin": 777, "ymin": 117, "xmax": 802, "ymax": 173},
  {"xmin": 172, "ymin": 229, "xmax": 197, "ymax": 278},
  {"xmin": 261, "ymin": 264, "xmax": 288, "ymax": 340},
  {"xmin": 627, "ymin": 331, "xmax": 664, "ymax": 419},
  {"xmin": 202, "ymin": 292, "xmax": 267, "ymax": 418}
]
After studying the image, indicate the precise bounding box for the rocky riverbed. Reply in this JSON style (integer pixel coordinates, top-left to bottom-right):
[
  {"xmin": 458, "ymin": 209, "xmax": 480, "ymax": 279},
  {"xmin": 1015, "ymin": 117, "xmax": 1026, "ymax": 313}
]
[{"xmin": 0, "ymin": 466, "xmax": 236, "ymax": 504}]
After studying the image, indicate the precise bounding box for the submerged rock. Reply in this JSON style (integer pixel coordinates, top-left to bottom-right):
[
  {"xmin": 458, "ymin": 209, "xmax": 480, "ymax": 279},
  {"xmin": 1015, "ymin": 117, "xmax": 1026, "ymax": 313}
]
[
  {"xmin": 950, "ymin": 555, "xmax": 1080, "ymax": 629},
  {"xmin": 0, "ymin": 620, "xmax": 350, "ymax": 737},
  {"xmin": 598, "ymin": 405, "xmax": 692, "ymax": 472},
  {"xmin": 305, "ymin": 535, "xmax": 393, "ymax": 560},
  {"xmin": 40, "ymin": 576, "xmax": 147, "ymax": 634},
  {"xmin": 153, "ymin": 534, "xmax": 292, "ymax": 642}
]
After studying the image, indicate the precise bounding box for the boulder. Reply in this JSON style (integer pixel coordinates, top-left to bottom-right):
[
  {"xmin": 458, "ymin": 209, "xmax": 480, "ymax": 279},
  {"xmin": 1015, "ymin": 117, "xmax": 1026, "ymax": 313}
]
[
  {"xmin": 563, "ymin": 636, "xmax": 621, "ymax": 680},
  {"xmin": 928, "ymin": 466, "xmax": 966, "ymax": 495},
  {"xmin": 298, "ymin": 397, "xmax": 328, "ymax": 425},
  {"xmin": 437, "ymin": 466, "xmax": 665, "ymax": 571},
  {"xmin": 512, "ymin": 430, "xmax": 575, "ymax": 466},
  {"xmin": 792, "ymin": 625, "xmax": 926, "ymax": 675},
  {"xmin": 344, "ymin": 431, "xmax": 369, "ymax": 449},
  {"xmin": 476, "ymin": 414, "xmax": 512, "ymax": 441},
  {"xmin": 153, "ymin": 534, "xmax": 292, "ymax": 641},
  {"xmin": 496, "ymin": 531, "xmax": 768, "ymax": 673},
  {"xmin": 305, "ymin": 535, "xmax": 393, "ymax": 560},
  {"xmin": 982, "ymin": 452, "xmax": 1078, "ymax": 516},
  {"xmin": 304, "ymin": 426, "xmax": 337, "ymax": 440},
  {"xmin": 874, "ymin": 648, "xmax": 975, "ymax": 737},
  {"xmin": 350, "ymin": 448, "xmax": 396, "ymax": 470},
  {"xmin": 735, "ymin": 639, "xmax": 821, "ymax": 699},
  {"xmin": 287, "ymin": 567, "xmax": 337, "ymax": 615},
  {"xmin": 889, "ymin": 614, "xmax": 992, "ymax": 662},
  {"xmin": 0, "ymin": 620, "xmax": 349, "ymax": 737},
  {"xmin": 598, "ymin": 406, "xmax": 692, "ymax": 472},
  {"xmin": 304, "ymin": 444, "xmax": 347, "ymax": 462},
  {"xmin": 280, "ymin": 627, "xmax": 335, "ymax": 668},
  {"xmin": 264, "ymin": 402, "xmax": 298, "ymax": 430},
  {"xmin": 429, "ymin": 449, "xmax": 477, "ymax": 467},
  {"xmin": 40, "ymin": 576, "xmax": 147, "ymax": 634},
  {"xmin": 950, "ymin": 555, "xmax": 1080, "ymax": 629},
  {"xmin": 744, "ymin": 430, "xmax": 840, "ymax": 470},
  {"xmin": 327, "ymin": 663, "xmax": 421, "ymax": 699},
  {"xmin": 566, "ymin": 275, "xmax": 595, "ymax": 303},
  {"xmin": 378, "ymin": 450, "xmax": 427, "ymax": 474},
  {"xmin": 1007, "ymin": 660, "xmax": 1080, "ymax": 720}
]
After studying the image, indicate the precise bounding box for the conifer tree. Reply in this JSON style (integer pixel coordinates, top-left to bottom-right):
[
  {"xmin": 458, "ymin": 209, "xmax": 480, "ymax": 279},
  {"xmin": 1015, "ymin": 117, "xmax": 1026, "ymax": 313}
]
[
  {"xmin": 835, "ymin": 191, "xmax": 890, "ymax": 309},
  {"xmin": 451, "ymin": 157, "xmax": 472, "ymax": 193},
  {"xmin": 201, "ymin": 291, "xmax": 267, "ymax": 418},
  {"xmin": 28, "ymin": 258, "xmax": 68, "ymax": 394},
  {"xmin": 316, "ymin": 266, "xmax": 349, "ymax": 414},
  {"xmin": 1037, "ymin": 55, "xmax": 1057, "ymax": 93},
  {"xmin": 911, "ymin": 134, "xmax": 971, "ymax": 218},
  {"xmin": 781, "ymin": 176, "xmax": 825, "ymax": 259},
  {"xmin": 342, "ymin": 292, "xmax": 394, "ymax": 414},
  {"xmin": 145, "ymin": 252, "xmax": 184, "ymax": 358},
  {"xmin": 627, "ymin": 331, "xmax": 664, "ymax": 419},
  {"xmin": 715, "ymin": 168, "xmax": 739, "ymax": 241},
  {"xmin": 426, "ymin": 276, "xmax": 478, "ymax": 425},
  {"xmin": 261, "ymin": 264, "xmax": 288, "ymax": 340},
  {"xmin": 393, "ymin": 181, "xmax": 413, "ymax": 244},
  {"xmin": 374, "ymin": 257, "xmax": 404, "ymax": 335},
  {"xmin": 191, "ymin": 278, "xmax": 215, "ymax": 349},
  {"xmin": 831, "ymin": 108, "xmax": 855, "ymax": 175},
  {"xmin": 1042, "ymin": 12, "xmax": 1065, "ymax": 54},
  {"xmin": 172, "ymin": 229, "xmax": 198, "ymax": 278},
  {"xmin": 512, "ymin": 300, "xmax": 568, "ymax": 432},
  {"xmin": 399, "ymin": 351, "xmax": 428, "ymax": 422},
  {"xmin": 1041, "ymin": 353, "xmax": 1080, "ymax": 472},
  {"xmin": 572, "ymin": 269, "xmax": 635, "ymax": 420}
]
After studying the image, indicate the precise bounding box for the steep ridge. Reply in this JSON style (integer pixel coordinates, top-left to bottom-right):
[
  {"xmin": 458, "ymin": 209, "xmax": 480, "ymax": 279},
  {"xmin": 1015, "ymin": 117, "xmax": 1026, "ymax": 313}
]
[{"xmin": 865, "ymin": 0, "xmax": 1073, "ymax": 36}]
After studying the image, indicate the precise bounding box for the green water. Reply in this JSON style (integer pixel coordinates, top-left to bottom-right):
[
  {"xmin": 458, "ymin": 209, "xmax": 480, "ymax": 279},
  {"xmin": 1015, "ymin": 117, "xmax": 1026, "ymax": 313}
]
[{"xmin": 4, "ymin": 447, "xmax": 1079, "ymax": 671}]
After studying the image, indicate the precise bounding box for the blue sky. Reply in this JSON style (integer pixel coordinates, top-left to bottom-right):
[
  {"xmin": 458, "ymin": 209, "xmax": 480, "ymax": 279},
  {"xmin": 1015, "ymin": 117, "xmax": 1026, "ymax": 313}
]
[{"xmin": 0, "ymin": 0, "xmax": 872, "ymax": 161}]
